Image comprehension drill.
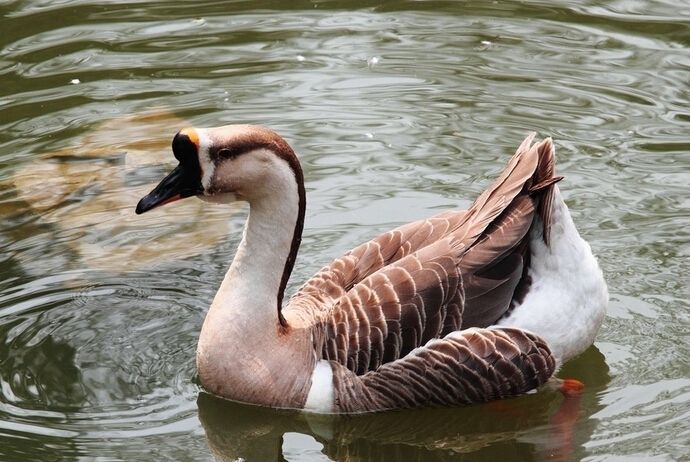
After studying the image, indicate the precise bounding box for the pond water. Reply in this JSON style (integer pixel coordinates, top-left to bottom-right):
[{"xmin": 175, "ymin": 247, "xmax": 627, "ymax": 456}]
[{"xmin": 1, "ymin": 0, "xmax": 688, "ymax": 460}]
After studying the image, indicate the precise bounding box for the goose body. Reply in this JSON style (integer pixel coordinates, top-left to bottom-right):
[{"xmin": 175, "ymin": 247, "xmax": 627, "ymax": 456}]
[{"xmin": 136, "ymin": 126, "xmax": 607, "ymax": 414}]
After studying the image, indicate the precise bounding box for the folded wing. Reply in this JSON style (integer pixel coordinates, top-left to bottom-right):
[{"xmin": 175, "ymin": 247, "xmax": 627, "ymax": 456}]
[
  {"xmin": 285, "ymin": 134, "xmax": 560, "ymax": 376},
  {"xmin": 330, "ymin": 327, "xmax": 556, "ymax": 413}
]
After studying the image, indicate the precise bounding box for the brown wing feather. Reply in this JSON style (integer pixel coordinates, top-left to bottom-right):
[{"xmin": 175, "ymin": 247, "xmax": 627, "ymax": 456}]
[
  {"xmin": 321, "ymin": 238, "xmax": 464, "ymax": 374},
  {"xmin": 288, "ymin": 211, "xmax": 469, "ymax": 312},
  {"xmin": 286, "ymin": 134, "xmax": 561, "ymax": 378},
  {"xmin": 459, "ymin": 195, "xmax": 535, "ymax": 327},
  {"xmin": 330, "ymin": 327, "xmax": 556, "ymax": 413},
  {"xmin": 530, "ymin": 138, "xmax": 562, "ymax": 245},
  {"xmin": 444, "ymin": 136, "xmax": 560, "ymax": 327}
]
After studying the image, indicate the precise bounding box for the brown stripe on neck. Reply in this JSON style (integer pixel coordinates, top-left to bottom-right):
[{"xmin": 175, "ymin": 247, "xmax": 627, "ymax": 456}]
[
  {"xmin": 270, "ymin": 137, "xmax": 306, "ymax": 329},
  {"xmin": 207, "ymin": 126, "xmax": 306, "ymax": 328}
]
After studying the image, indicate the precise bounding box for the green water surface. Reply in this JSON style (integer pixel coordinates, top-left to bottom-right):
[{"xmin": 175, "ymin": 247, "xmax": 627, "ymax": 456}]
[{"xmin": 0, "ymin": 1, "xmax": 688, "ymax": 461}]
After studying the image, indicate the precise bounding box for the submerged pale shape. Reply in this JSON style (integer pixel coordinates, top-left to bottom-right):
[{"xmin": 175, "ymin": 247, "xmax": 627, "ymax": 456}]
[{"xmin": 9, "ymin": 111, "xmax": 238, "ymax": 271}]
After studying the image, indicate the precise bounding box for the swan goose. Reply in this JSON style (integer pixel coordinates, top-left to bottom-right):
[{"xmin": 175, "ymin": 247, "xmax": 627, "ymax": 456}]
[{"xmin": 135, "ymin": 126, "xmax": 607, "ymax": 413}]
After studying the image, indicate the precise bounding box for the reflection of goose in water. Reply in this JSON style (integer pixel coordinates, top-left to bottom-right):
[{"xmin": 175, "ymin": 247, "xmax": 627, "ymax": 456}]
[
  {"xmin": 138, "ymin": 126, "xmax": 607, "ymax": 413},
  {"xmin": 198, "ymin": 348, "xmax": 610, "ymax": 461},
  {"xmin": 8, "ymin": 111, "xmax": 238, "ymax": 272}
]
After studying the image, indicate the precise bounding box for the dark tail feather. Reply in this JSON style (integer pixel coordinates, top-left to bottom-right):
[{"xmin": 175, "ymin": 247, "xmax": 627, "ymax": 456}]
[{"xmin": 530, "ymin": 138, "xmax": 561, "ymax": 245}]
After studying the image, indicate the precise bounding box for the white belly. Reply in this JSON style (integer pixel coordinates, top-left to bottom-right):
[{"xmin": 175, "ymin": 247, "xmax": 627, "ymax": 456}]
[{"xmin": 497, "ymin": 187, "xmax": 608, "ymax": 367}]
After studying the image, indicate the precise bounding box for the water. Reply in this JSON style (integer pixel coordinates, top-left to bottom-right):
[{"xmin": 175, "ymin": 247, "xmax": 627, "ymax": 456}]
[{"xmin": 0, "ymin": 0, "xmax": 688, "ymax": 460}]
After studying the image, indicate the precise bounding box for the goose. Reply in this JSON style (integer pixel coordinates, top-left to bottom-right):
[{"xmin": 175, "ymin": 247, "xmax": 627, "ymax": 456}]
[{"xmin": 135, "ymin": 126, "xmax": 607, "ymax": 414}]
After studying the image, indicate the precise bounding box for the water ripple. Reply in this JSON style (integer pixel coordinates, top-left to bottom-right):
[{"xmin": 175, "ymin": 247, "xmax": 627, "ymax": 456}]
[{"xmin": 0, "ymin": 0, "xmax": 688, "ymax": 460}]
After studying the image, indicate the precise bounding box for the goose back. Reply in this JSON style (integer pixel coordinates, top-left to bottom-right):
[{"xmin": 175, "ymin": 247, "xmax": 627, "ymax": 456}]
[{"xmin": 285, "ymin": 134, "xmax": 561, "ymax": 376}]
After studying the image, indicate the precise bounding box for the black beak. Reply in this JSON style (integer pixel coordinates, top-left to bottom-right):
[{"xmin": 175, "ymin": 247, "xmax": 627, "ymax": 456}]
[{"xmin": 135, "ymin": 164, "xmax": 203, "ymax": 214}]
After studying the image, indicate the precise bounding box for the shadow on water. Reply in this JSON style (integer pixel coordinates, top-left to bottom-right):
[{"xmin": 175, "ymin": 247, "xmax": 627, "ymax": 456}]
[
  {"xmin": 198, "ymin": 347, "xmax": 610, "ymax": 461},
  {"xmin": 0, "ymin": 329, "xmax": 85, "ymax": 408},
  {"xmin": 0, "ymin": 322, "xmax": 85, "ymax": 460}
]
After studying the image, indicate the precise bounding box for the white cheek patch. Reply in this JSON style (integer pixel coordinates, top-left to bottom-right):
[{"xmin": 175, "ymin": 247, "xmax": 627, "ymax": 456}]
[{"xmin": 196, "ymin": 129, "xmax": 215, "ymax": 190}]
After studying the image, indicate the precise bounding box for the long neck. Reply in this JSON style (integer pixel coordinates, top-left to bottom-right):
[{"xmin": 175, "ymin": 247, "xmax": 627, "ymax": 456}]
[
  {"xmin": 212, "ymin": 158, "xmax": 305, "ymax": 329},
  {"xmin": 195, "ymin": 141, "xmax": 314, "ymax": 407}
]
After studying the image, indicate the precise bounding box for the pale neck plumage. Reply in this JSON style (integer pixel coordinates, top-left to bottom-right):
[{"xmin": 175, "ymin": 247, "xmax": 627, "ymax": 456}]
[
  {"xmin": 206, "ymin": 153, "xmax": 304, "ymax": 330},
  {"xmin": 196, "ymin": 148, "xmax": 312, "ymax": 407}
]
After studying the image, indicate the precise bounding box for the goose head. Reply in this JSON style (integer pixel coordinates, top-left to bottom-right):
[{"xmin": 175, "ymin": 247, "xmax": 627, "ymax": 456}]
[{"xmin": 135, "ymin": 125, "xmax": 304, "ymax": 214}]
